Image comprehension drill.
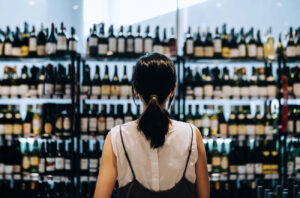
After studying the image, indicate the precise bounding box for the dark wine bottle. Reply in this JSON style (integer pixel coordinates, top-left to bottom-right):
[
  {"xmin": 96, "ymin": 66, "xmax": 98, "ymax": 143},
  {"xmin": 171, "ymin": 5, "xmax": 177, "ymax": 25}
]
[
  {"xmin": 45, "ymin": 23, "xmax": 57, "ymax": 56},
  {"xmin": 29, "ymin": 26, "xmax": 37, "ymax": 57},
  {"xmin": 56, "ymin": 22, "xmax": 67, "ymax": 56},
  {"xmin": 108, "ymin": 25, "xmax": 117, "ymax": 56},
  {"xmin": 126, "ymin": 25, "xmax": 134, "ymax": 56},
  {"xmin": 21, "ymin": 22, "xmax": 29, "ymax": 57},
  {"xmin": 89, "ymin": 24, "xmax": 98, "ymax": 57},
  {"xmin": 117, "ymin": 26, "xmax": 125, "ymax": 56},
  {"xmin": 134, "ymin": 25, "xmax": 143, "ymax": 56},
  {"xmin": 37, "ymin": 24, "xmax": 46, "ymax": 57}
]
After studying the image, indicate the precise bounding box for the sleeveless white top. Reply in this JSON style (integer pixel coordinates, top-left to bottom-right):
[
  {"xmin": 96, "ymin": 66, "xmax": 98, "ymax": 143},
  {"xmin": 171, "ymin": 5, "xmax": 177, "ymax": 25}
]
[{"xmin": 110, "ymin": 120, "xmax": 198, "ymax": 191}]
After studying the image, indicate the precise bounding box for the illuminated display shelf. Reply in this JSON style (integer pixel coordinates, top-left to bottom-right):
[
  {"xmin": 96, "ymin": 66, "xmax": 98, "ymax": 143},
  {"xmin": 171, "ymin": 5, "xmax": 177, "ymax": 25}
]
[{"xmin": 0, "ymin": 98, "xmax": 72, "ymax": 104}]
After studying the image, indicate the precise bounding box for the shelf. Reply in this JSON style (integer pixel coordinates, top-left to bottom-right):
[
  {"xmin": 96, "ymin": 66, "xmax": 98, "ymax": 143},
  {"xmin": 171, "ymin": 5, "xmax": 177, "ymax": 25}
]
[
  {"xmin": 183, "ymin": 58, "xmax": 266, "ymax": 64},
  {"xmin": 84, "ymin": 98, "xmax": 141, "ymax": 105},
  {"xmin": 282, "ymin": 98, "xmax": 300, "ymax": 105},
  {"xmin": 82, "ymin": 55, "xmax": 178, "ymax": 63},
  {"xmin": 0, "ymin": 56, "xmax": 71, "ymax": 63},
  {"xmin": 0, "ymin": 98, "xmax": 72, "ymax": 104},
  {"xmin": 185, "ymin": 98, "xmax": 268, "ymax": 105}
]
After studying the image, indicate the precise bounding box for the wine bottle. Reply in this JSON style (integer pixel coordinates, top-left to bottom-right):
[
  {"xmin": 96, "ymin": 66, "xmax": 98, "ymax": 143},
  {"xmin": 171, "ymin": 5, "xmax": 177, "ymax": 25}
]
[
  {"xmin": 10, "ymin": 66, "xmax": 19, "ymax": 98},
  {"xmin": 286, "ymin": 27, "xmax": 296, "ymax": 58},
  {"xmin": 44, "ymin": 64, "xmax": 55, "ymax": 97},
  {"xmin": 256, "ymin": 30, "xmax": 264, "ymax": 59},
  {"xmin": 255, "ymin": 105, "xmax": 264, "ymax": 135},
  {"xmin": 13, "ymin": 105, "xmax": 22, "ymax": 136},
  {"xmin": 89, "ymin": 141, "xmax": 100, "ymax": 177},
  {"xmin": 169, "ymin": 27, "xmax": 177, "ymax": 57},
  {"xmin": 184, "ymin": 68, "xmax": 193, "ymax": 100},
  {"xmin": 266, "ymin": 63, "xmax": 277, "ymax": 99},
  {"xmin": 68, "ymin": 27, "xmax": 77, "ymax": 54},
  {"xmin": 194, "ymin": 105, "xmax": 202, "ymax": 131},
  {"xmin": 153, "ymin": 26, "xmax": 163, "ymax": 54},
  {"xmin": 248, "ymin": 27, "xmax": 257, "ymax": 58},
  {"xmin": 249, "ymin": 67, "xmax": 259, "ymax": 99},
  {"xmin": 258, "ymin": 67, "xmax": 267, "ymax": 99},
  {"xmin": 184, "ymin": 27, "xmax": 194, "ymax": 57},
  {"xmin": 45, "ymin": 23, "xmax": 57, "ymax": 56},
  {"xmin": 55, "ymin": 142, "xmax": 65, "ymax": 175},
  {"xmin": 214, "ymin": 27, "xmax": 222, "ymax": 58},
  {"xmin": 91, "ymin": 65, "xmax": 101, "ymax": 99},
  {"xmin": 240, "ymin": 67, "xmax": 249, "ymax": 99},
  {"xmin": 46, "ymin": 142, "xmax": 55, "ymax": 174},
  {"xmin": 205, "ymin": 143, "xmax": 212, "ymax": 175},
  {"xmin": 108, "ymin": 25, "xmax": 117, "ymax": 55},
  {"xmin": 221, "ymin": 24, "xmax": 230, "ymax": 58},
  {"xmin": 185, "ymin": 105, "xmax": 194, "ymax": 125},
  {"xmin": 201, "ymin": 106, "xmax": 210, "ymax": 137},
  {"xmin": 211, "ymin": 140, "xmax": 221, "ymax": 173},
  {"xmin": 218, "ymin": 106, "xmax": 227, "ymax": 136},
  {"xmin": 89, "ymin": 24, "xmax": 98, "ymax": 57},
  {"xmin": 81, "ymin": 64, "xmax": 91, "ymax": 99},
  {"xmin": 3, "ymin": 26, "xmax": 12, "ymax": 57},
  {"xmin": 65, "ymin": 142, "xmax": 72, "ymax": 176},
  {"xmin": 162, "ymin": 28, "xmax": 170, "ymax": 57},
  {"xmin": 228, "ymin": 106, "xmax": 238, "ymax": 136},
  {"xmin": 106, "ymin": 104, "xmax": 115, "ymax": 132},
  {"xmin": 12, "ymin": 27, "xmax": 22, "ymax": 57},
  {"xmin": 30, "ymin": 140, "xmax": 39, "ymax": 174},
  {"xmin": 126, "ymin": 25, "xmax": 134, "ymax": 56},
  {"xmin": 237, "ymin": 106, "xmax": 247, "ymax": 136},
  {"xmin": 22, "ymin": 142, "xmax": 30, "ymax": 175},
  {"xmin": 203, "ymin": 68, "xmax": 213, "ymax": 99},
  {"xmin": 194, "ymin": 27, "xmax": 204, "ymax": 58},
  {"xmin": 111, "ymin": 65, "xmax": 120, "ymax": 99},
  {"xmin": 264, "ymin": 27, "xmax": 275, "ymax": 59},
  {"xmin": 115, "ymin": 104, "xmax": 124, "ymax": 125},
  {"xmin": 120, "ymin": 65, "xmax": 131, "ymax": 99},
  {"xmin": 210, "ymin": 107, "xmax": 218, "ymax": 136},
  {"xmin": 37, "ymin": 24, "xmax": 46, "ymax": 57},
  {"xmin": 212, "ymin": 67, "xmax": 222, "ymax": 99},
  {"xmin": 229, "ymin": 28, "xmax": 239, "ymax": 58},
  {"xmin": 42, "ymin": 104, "xmax": 52, "ymax": 136},
  {"xmin": 89, "ymin": 104, "xmax": 98, "ymax": 135},
  {"xmin": 144, "ymin": 26, "xmax": 153, "ymax": 53},
  {"xmin": 134, "ymin": 25, "xmax": 143, "ymax": 56},
  {"xmin": 204, "ymin": 31, "xmax": 214, "ymax": 58},
  {"xmin": 56, "ymin": 22, "xmax": 67, "ymax": 56},
  {"xmin": 86, "ymin": 28, "xmax": 91, "ymax": 56},
  {"xmin": 81, "ymin": 104, "xmax": 89, "ymax": 134},
  {"xmin": 124, "ymin": 103, "xmax": 134, "ymax": 123},
  {"xmin": 13, "ymin": 140, "xmax": 22, "ymax": 179},
  {"xmin": 221, "ymin": 67, "xmax": 232, "ymax": 99},
  {"xmin": 117, "ymin": 26, "xmax": 125, "ymax": 56},
  {"xmin": 245, "ymin": 106, "xmax": 255, "ymax": 136},
  {"xmin": 193, "ymin": 67, "xmax": 203, "ymax": 99},
  {"xmin": 37, "ymin": 66, "xmax": 45, "ymax": 98},
  {"xmin": 21, "ymin": 22, "xmax": 29, "ymax": 57},
  {"xmin": 220, "ymin": 142, "xmax": 229, "ymax": 174},
  {"xmin": 55, "ymin": 105, "xmax": 63, "ymax": 136},
  {"xmin": 277, "ymin": 33, "xmax": 284, "ymax": 59},
  {"xmin": 29, "ymin": 26, "xmax": 37, "ymax": 57},
  {"xmin": 97, "ymin": 104, "xmax": 107, "ymax": 135},
  {"xmin": 101, "ymin": 65, "xmax": 111, "ymax": 99},
  {"xmin": 238, "ymin": 28, "xmax": 246, "ymax": 58},
  {"xmin": 63, "ymin": 105, "xmax": 72, "ymax": 137},
  {"xmin": 38, "ymin": 142, "xmax": 46, "ymax": 176},
  {"xmin": 232, "ymin": 68, "xmax": 240, "ymax": 99}
]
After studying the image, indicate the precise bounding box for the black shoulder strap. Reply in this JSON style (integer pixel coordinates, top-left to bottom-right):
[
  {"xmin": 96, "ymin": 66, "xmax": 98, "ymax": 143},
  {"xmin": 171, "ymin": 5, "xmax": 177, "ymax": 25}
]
[
  {"xmin": 119, "ymin": 125, "xmax": 136, "ymax": 179},
  {"xmin": 183, "ymin": 124, "xmax": 194, "ymax": 176}
]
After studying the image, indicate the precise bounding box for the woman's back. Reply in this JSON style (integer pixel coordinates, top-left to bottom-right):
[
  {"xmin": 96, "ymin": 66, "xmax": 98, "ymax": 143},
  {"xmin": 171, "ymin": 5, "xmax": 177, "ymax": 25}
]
[{"xmin": 111, "ymin": 120, "xmax": 198, "ymax": 191}]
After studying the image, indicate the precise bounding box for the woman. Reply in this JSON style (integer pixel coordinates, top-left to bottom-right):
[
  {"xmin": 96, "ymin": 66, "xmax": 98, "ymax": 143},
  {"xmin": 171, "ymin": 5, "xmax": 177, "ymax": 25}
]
[{"xmin": 94, "ymin": 52, "xmax": 209, "ymax": 198}]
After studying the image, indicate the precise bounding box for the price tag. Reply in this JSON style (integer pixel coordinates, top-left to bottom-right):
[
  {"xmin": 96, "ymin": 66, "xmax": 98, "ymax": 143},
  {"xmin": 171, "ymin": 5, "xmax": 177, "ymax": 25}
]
[{"xmin": 80, "ymin": 176, "xmax": 88, "ymax": 182}]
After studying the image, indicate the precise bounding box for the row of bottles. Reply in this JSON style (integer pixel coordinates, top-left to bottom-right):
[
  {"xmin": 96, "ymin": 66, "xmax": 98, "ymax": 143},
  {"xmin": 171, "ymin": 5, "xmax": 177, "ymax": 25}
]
[
  {"xmin": 186, "ymin": 104, "xmax": 279, "ymax": 137},
  {"xmin": 0, "ymin": 180, "xmax": 74, "ymax": 198},
  {"xmin": 287, "ymin": 140, "xmax": 300, "ymax": 177},
  {"xmin": 0, "ymin": 104, "xmax": 73, "ymax": 138},
  {"xmin": 287, "ymin": 106, "xmax": 300, "ymax": 134},
  {"xmin": 0, "ymin": 22, "xmax": 77, "ymax": 58},
  {"xmin": 0, "ymin": 139, "xmax": 73, "ymax": 180},
  {"xmin": 184, "ymin": 65, "xmax": 279, "ymax": 100},
  {"xmin": 81, "ymin": 64, "xmax": 131, "ymax": 99},
  {"xmin": 0, "ymin": 64, "xmax": 73, "ymax": 99},
  {"xmin": 87, "ymin": 23, "xmax": 177, "ymax": 58},
  {"xmin": 184, "ymin": 25, "xmax": 300, "ymax": 60}
]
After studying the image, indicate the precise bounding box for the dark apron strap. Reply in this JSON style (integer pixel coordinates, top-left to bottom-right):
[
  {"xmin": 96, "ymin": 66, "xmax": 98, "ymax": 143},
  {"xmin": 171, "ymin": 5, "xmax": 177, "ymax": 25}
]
[
  {"xmin": 183, "ymin": 124, "xmax": 194, "ymax": 177},
  {"xmin": 119, "ymin": 125, "xmax": 136, "ymax": 179}
]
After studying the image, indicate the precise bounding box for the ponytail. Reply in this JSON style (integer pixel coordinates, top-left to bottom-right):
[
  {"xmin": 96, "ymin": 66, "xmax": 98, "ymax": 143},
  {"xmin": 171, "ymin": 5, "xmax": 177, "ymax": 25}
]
[{"xmin": 138, "ymin": 95, "xmax": 170, "ymax": 148}]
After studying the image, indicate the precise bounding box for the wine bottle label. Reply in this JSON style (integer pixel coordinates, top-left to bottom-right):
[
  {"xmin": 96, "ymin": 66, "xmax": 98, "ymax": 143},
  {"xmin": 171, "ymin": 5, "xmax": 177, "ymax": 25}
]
[
  {"xmin": 212, "ymin": 157, "xmax": 221, "ymax": 166},
  {"xmin": 219, "ymin": 123, "xmax": 227, "ymax": 135},
  {"xmin": 265, "ymin": 126, "xmax": 273, "ymax": 135},
  {"xmin": 89, "ymin": 117, "xmax": 97, "ymax": 132},
  {"xmin": 37, "ymin": 83, "xmax": 44, "ymax": 97},
  {"xmin": 90, "ymin": 37, "xmax": 98, "ymax": 47},
  {"xmin": 4, "ymin": 124, "xmax": 13, "ymax": 134},
  {"xmin": 23, "ymin": 123, "xmax": 31, "ymax": 135},
  {"xmin": 21, "ymin": 45, "xmax": 29, "ymax": 56},
  {"xmin": 81, "ymin": 118, "xmax": 88, "ymax": 133},
  {"xmin": 106, "ymin": 117, "xmax": 114, "ymax": 130},
  {"xmin": 220, "ymin": 157, "xmax": 228, "ymax": 170},
  {"xmin": 13, "ymin": 165, "xmax": 21, "ymax": 173},
  {"xmin": 22, "ymin": 157, "xmax": 30, "ymax": 169},
  {"xmin": 295, "ymin": 157, "xmax": 300, "ymax": 164},
  {"xmin": 238, "ymin": 44, "xmax": 246, "ymax": 57},
  {"xmin": 4, "ymin": 43, "xmax": 12, "ymax": 55},
  {"xmin": 30, "ymin": 156, "xmax": 39, "ymax": 166},
  {"xmin": 121, "ymin": 85, "xmax": 131, "ymax": 97},
  {"xmin": 204, "ymin": 85, "xmax": 213, "ymax": 97},
  {"xmin": 10, "ymin": 85, "xmax": 19, "ymax": 97},
  {"xmin": 19, "ymin": 84, "xmax": 29, "ymax": 97},
  {"xmin": 194, "ymin": 87, "xmax": 203, "ymax": 98},
  {"xmin": 255, "ymin": 124, "xmax": 265, "ymax": 135},
  {"xmin": 246, "ymin": 164, "xmax": 254, "ymax": 174},
  {"xmin": 81, "ymin": 85, "xmax": 91, "ymax": 95},
  {"xmin": 194, "ymin": 46, "xmax": 204, "ymax": 57},
  {"xmin": 13, "ymin": 124, "xmax": 22, "ymax": 135},
  {"xmin": 1, "ymin": 86, "xmax": 10, "ymax": 97},
  {"xmin": 293, "ymin": 83, "xmax": 300, "ymax": 98},
  {"xmin": 246, "ymin": 125, "xmax": 255, "ymax": 135},
  {"xmin": 55, "ymin": 117, "xmax": 63, "ymax": 132},
  {"xmin": 111, "ymin": 85, "xmax": 121, "ymax": 96},
  {"xmin": 214, "ymin": 39, "xmax": 222, "ymax": 53},
  {"xmin": 115, "ymin": 118, "xmax": 123, "ymax": 126},
  {"xmin": 286, "ymin": 46, "xmax": 296, "ymax": 57},
  {"xmin": 89, "ymin": 159, "xmax": 98, "ymax": 169},
  {"xmin": 267, "ymin": 85, "xmax": 277, "ymax": 98},
  {"xmin": 237, "ymin": 165, "xmax": 246, "ymax": 174},
  {"xmin": 222, "ymin": 85, "xmax": 231, "ymax": 98},
  {"xmin": 108, "ymin": 37, "xmax": 117, "ymax": 52},
  {"xmin": 221, "ymin": 47, "xmax": 230, "ymax": 58},
  {"xmin": 296, "ymin": 120, "xmax": 300, "ymax": 133},
  {"xmin": 0, "ymin": 43, "xmax": 2, "ymax": 56},
  {"xmin": 12, "ymin": 47, "xmax": 21, "ymax": 57},
  {"xmin": 144, "ymin": 39, "xmax": 153, "ymax": 53},
  {"xmin": 287, "ymin": 161, "xmax": 294, "ymax": 174},
  {"xmin": 228, "ymin": 124, "xmax": 237, "ymax": 135},
  {"xmin": 204, "ymin": 47, "xmax": 214, "ymax": 57},
  {"xmin": 101, "ymin": 85, "xmax": 111, "ymax": 96},
  {"xmin": 55, "ymin": 157, "xmax": 64, "ymax": 170},
  {"xmin": 92, "ymin": 86, "xmax": 101, "ymax": 96},
  {"xmin": 57, "ymin": 36, "xmax": 67, "ymax": 50},
  {"xmin": 44, "ymin": 123, "xmax": 52, "ymax": 135},
  {"xmin": 117, "ymin": 38, "xmax": 125, "ymax": 53},
  {"xmin": 296, "ymin": 45, "xmax": 300, "ymax": 56},
  {"xmin": 259, "ymin": 87, "xmax": 267, "ymax": 97},
  {"xmin": 65, "ymin": 159, "xmax": 71, "ymax": 170},
  {"xmin": 202, "ymin": 117, "xmax": 210, "ymax": 128},
  {"xmin": 63, "ymin": 117, "xmax": 71, "ymax": 131},
  {"xmin": 4, "ymin": 165, "xmax": 13, "ymax": 174},
  {"xmin": 80, "ymin": 159, "xmax": 88, "ymax": 170},
  {"xmin": 126, "ymin": 38, "xmax": 134, "ymax": 52},
  {"xmin": 232, "ymin": 87, "xmax": 240, "ymax": 98},
  {"xmin": 69, "ymin": 40, "xmax": 77, "ymax": 52},
  {"xmin": 238, "ymin": 124, "xmax": 247, "ymax": 135},
  {"xmin": 229, "ymin": 165, "xmax": 237, "ymax": 173},
  {"xmin": 153, "ymin": 45, "xmax": 163, "ymax": 54},
  {"xmin": 134, "ymin": 38, "xmax": 143, "ymax": 53},
  {"xmin": 248, "ymin": 44, "xmax": 257, "ymax": 57},
  {"xmin": 37, "ymin": 45, "xmax": 45, "ymax": 56},
  {"xmin": 29, "ymin": 37, "xmax": 37, "ymax": 52},
  {"xmin": 163, "ymin": 46, "xmax": 171, "ymax": 57},
  {"xmin": 186, "ymin": 40, "xmax": 193, "ymax": 55},
  {"xmin": 194, "ymin": 119, "xmax": 202, "ymax": 128},
  {"xmin": 124, "ymin": 116, "xmax": 133, "ymax": 123},
  {"xmin": 230, "ymin": 48, "xmax": 239, "ymax": 58},
  {"xmin": 240, "ymin": 87, "xmax": 249, "ymax": 98},
  {"xmin": 256, "ymin": 47, "xmax": 263, "ymax": 59},
  {"xmin": 46, "ymin": 157, "xmax": 55, "ymax": 171},
  {"xmin": 287, "ymin": 120, "xmax": 294, "ymax": 132},
  {"xmin": 211, "ymin": 120, "xmax": 218, "ymax": 132},
  {"xmin": 249, "ymin": 86, "xmax": 258, "ymax": 97},
  {"xmin": 44, "ymin": 83, "xmax": 54, "ymax": 95},
  {"xmin": 46, "ymin": 43, "xmax": 56, "ymax": 55},
  {"xmin": 98, "ymin": 117, "xmax": 106, "ymax": 134},
  {"xmin": 38, "ymin": 158, "xmax": 45, "ymax": 173}
]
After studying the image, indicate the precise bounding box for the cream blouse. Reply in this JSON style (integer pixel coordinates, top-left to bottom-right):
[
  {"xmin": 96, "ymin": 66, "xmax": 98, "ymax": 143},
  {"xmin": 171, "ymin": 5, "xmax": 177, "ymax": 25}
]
[{"xmin": 110, "ymin": 120, "xmax": 198, "ymax": 191}]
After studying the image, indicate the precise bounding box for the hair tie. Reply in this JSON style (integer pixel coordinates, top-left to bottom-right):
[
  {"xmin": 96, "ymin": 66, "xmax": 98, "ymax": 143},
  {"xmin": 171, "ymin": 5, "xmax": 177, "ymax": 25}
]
[{"xmin": 150, "ymin": 94, "xmax": 158, "ymax": 100}]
